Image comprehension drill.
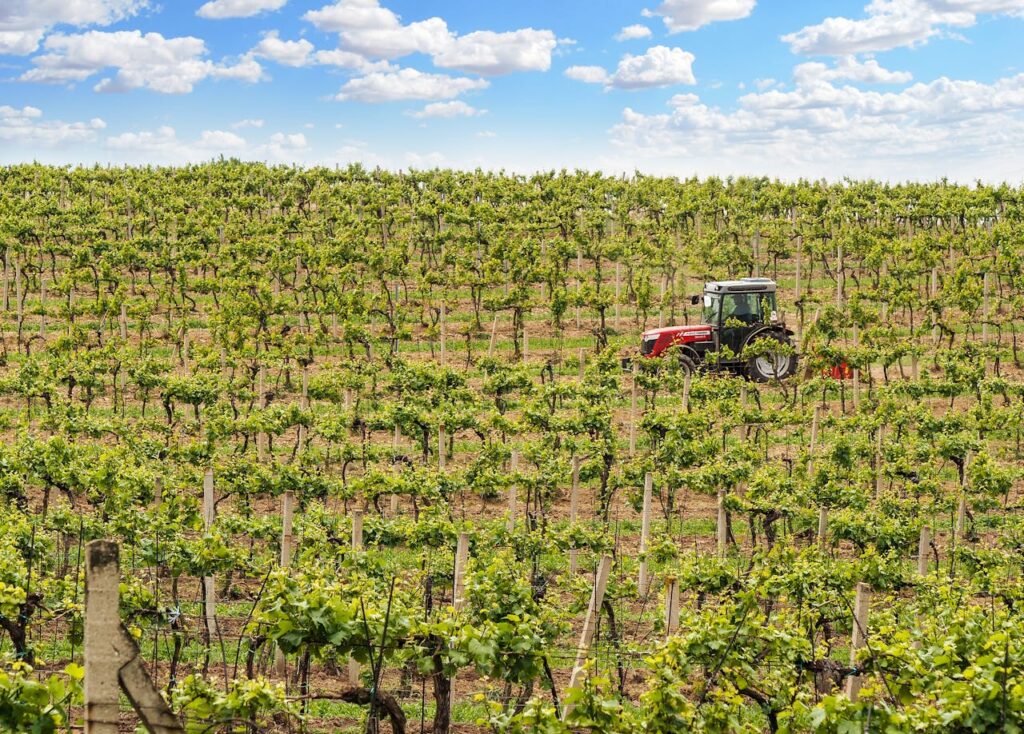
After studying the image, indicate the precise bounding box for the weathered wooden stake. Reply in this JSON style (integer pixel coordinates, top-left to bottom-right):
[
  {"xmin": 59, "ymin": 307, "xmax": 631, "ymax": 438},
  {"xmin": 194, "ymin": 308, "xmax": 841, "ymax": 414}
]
[
  {"xmin": 817, "ymin": 507, "xmax": 828, "ymax": 550},
  {"xmin": 563, "ymin": 555, "xmax": 613, "ymax": 719},
  {"xmin": 638, "ymin": 472, "xmax": 653, "ymax": 595},
  {"xmin": 438, "ymin": 423, "xmax": 446, "ymax": 471},
  {"xmin": 85, "ymin": 541, "xmax": 121, "ymax": 734},
  {"xmin": 629, "ymin": 362, "xmax": 638, "ymax": 456},
  {"xmin": 845, "ymin": 582, "xmax": 871, "ymax": 701},
  {"xmin": 664, "ymin": 576, "xmax": 680, "ymax": 638},
  {"xmin": 917, "ymin": 525, "xmax": 931, "ymax": 576}
]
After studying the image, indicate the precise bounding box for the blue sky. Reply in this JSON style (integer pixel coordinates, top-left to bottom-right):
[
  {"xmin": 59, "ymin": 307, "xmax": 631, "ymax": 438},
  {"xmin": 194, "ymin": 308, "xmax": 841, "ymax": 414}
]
[{"xmin": 2, "ymin": 0, "xmax": 1024, "ymax": 180}]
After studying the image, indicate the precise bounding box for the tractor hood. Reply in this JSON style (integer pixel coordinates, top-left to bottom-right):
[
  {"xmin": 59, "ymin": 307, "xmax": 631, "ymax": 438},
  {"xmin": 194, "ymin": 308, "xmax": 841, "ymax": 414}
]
[
  {"xmin": 641, "ymin": 324, "xmax": 714, "ymax": 357},
  {"xmin": 642, "ymin": 324, "xmax": 712, "ymax": 339}
]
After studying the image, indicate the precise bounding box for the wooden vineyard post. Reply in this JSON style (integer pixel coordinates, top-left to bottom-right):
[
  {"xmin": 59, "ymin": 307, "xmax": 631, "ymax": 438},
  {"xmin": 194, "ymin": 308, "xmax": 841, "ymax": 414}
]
[
  {"xmin": 202, "ymin": 469, "xmax": 218, "ymax": 642},
  {"xmin": 569, "ymin": 455, "xmax": 580, "ymax": 574},
  {"xmin": 817, "ymin": 507, "xmax": 828, "ymax": 550},
  {"xmin": 522, "ymin": 324, "xmax": 529, "ymax": 363},
  {"xmin": 578, "ymin": 347, "xmax": 585, "ymax": 380},
  {"xmin": 120, "ymin": 302, "xmax": 128, "ymax": 341},
  {"xmin": 681, "ymin": 371, "xmax": 691, "ymax": 411},
  {"xmin": 917, "ymin": 525, "xmax": 931, "ymax": 576},
  {"xmin": 507, "ymin": 450, "xmax": 519, "ymax": 532},
  {"xmin": 638, "ymin": 472, "xmax": 653, "ymax": 596},
  {"xmin": 845, "ymin": 582, "xmax": 871, "ymax": 701},
  {"xmin": 835, "ymin": 241, "xmax": 844, "ymax": 307},
  {"xmin": 575, "ymin": 247, "xmax": 582, "ymax": 330},
  {"xmin": 563, "ymin": 555, "xmax": 613, "ymax": 720},
  {"xmin": 440, "ymin": 300, "xmax": 447, "ymax": 366},
  {"xmin": 808, "ymin": 405, "xmax": 821, "ymax": 474},
  {"xmin": 664, "ymin": 576, "xmax": 680, "ymax": 638},
  {"xmin": 488, "ymin": 312, "xmax": 499, "ymax": 357},
  {"xmin": 348, "ymin": 509, "xmax": 364, "ymax": 686},
  {"xmin": 717, "ymin": 488, "xmax": 727, "ymax": 558},
  {"xmin": 453, "ymin": 532, "xmax": 469, "ymax": 610},
  {"xmin": 85, "ymin": 540, "xmax": 121, "ymax": 734},
  {"xmin": 438, "ymin": 422, "xmax": 446, "ymax": 471},
  {"xmin": 851, "ymin": 324, "xmax": 860, "ymax": 411},
  {"xmin": 629, "ymin": 361, "xmax": 638, "ymax": 456},
  {"xmin": 85, "ymin": 540, "xmax": 185, "ymax": 734},
  {"xmin": 931, "ymin": 268, "xmax": 940, "ymax": 345},
  {"xmin": 275, "ymin": 491, "xmax": 295, "ymax": 677}
]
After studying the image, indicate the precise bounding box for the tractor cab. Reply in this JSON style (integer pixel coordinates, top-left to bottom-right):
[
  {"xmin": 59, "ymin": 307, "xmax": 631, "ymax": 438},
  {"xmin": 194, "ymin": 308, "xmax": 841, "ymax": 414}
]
[{"xmin": 698, "ymin": 278, "xmax": 779, "ymax": 356}]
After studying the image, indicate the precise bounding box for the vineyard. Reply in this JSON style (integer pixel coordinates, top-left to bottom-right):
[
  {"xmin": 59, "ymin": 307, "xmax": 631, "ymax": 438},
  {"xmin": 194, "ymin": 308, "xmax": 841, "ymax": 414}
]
[{"xmin": 2, "ymin": 162, "xmax": 1024, "ymax": 733}]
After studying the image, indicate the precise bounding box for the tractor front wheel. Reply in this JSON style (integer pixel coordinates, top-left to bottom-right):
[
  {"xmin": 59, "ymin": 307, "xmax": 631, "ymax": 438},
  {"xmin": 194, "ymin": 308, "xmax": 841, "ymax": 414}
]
[
  {"xmin": 679, "ymin": 353, "xmax": 698, "ymax": 377},
  {"xmin": 746, "ymin": 333, "xmax": 797, "ymax": 382}
]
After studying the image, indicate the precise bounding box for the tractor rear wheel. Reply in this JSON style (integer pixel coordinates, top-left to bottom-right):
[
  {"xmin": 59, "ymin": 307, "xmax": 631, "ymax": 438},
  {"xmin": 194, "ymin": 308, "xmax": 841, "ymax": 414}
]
[{"xmin": 746, "ymin": 333, "xmax": 797, "ymax": 382}]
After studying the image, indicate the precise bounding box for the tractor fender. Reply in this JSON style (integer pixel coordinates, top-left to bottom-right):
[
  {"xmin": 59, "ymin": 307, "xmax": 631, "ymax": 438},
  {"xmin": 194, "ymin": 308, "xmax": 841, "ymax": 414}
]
[
  {"xmin": 740, "ymin": 326, "xmax": 794, "ymax": 351},
  {"xmin": 677, "ymin": 344, "xmax": 702, "ymax": 363}
]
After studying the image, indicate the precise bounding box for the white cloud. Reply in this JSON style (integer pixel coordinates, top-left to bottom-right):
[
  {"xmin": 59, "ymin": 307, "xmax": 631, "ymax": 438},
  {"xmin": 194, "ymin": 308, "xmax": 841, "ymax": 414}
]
[
  {"xmin": 407, "ymin": 100, "xmax": 485, "ymax": 118},
  {"xmin": 251, "ymin": 30, "xmax": 313, "ymax": 66},
  {"xmin": 567, "ymin": 46, "xmax": 696, "ymax": 90},
  {"xmin": 616, "ymin": 24, "xmax": 654, "ymax": 41},
  {"xmin": 0, "ymin": 105, "xmax": 105, "ymax": 146},
  {"xmin": 103, "ymin": 126, "xmax": 311, "ymax": 163},
  {"xmin": 432, "ymin": 29, "xmax": 557, "ymax": 74},
  {"xmin": 754, "ymin": 77, "xmax": 779, "ymax": 90},
  {"xmin": 565, "ymin": 65, "xmax": 609, "ymax": 84},
  {"xmin": 643, "ymin": 0, "xmax": 757, "ymax": 32},
  {"xmin": 336, "ymin": 67, "xmax": 488, "ymax": 102},
  {"xmin": 607, "ymin": 70, "xmax": 1024, "ymax": 180},
  {"xmin": 22, "ymin": 30, "xmax": 263, "ymax": 93},
  {"xmin": 304, "ymin": 0, "xmax": 452, "ymax": 58},
  {"xmin": 232, "ymin": 118, "xmax": 264, "ymax": 129},
  {"xmin": 782, "ymin": 0, "xmax": 1024, "ymax": 56},
  {"xmin": 477, "ymin": 130, "xmax": 497, "ymax": 137},
  {"xmin": 406, "ymin": 150, "xmax": 448, "ymax": 167},
  {"xmin": 0, "ymin": 0, "xmax": 145, "ymax": 55},
  {"xmin": 304, "ymin": 0, "xmax": 558, "ymax": 75},
  {"xmin": 794, "ymin": 56, "xmax": 913, "ymax": 85},
  {"xmin": 197, "ymin": 0, "xmax": 287, "ymax": 19}
]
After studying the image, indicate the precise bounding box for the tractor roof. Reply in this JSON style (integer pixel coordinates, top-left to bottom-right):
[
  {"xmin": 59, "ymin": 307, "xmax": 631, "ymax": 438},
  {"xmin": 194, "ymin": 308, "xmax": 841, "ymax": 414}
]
[{"xmin": 705, "ymin": 277, "xmax": 776, "ymax": 294}]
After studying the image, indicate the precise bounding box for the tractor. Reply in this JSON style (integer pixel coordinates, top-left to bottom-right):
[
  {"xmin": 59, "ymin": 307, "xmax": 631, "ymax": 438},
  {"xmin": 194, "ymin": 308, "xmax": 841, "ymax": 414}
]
[{"xmin": 638, "ymin": 277, "xmax": 798, "ymax": 382}]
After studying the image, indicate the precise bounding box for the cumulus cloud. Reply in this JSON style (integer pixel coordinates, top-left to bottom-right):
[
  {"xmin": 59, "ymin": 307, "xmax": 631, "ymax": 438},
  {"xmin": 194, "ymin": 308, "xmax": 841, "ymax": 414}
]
[
  {"xmin": 616, "ymin": 24, "xmax": 654, "ymax": 41},
  {"xmin": 0, "ymin": 105, "xmax": 106, "ymax": 147},
  {"xmin": 432, "ymin": 29, "xmax": 557, "ymax": 75},
  {"xmin": 196, "ymin": 0, "xmax": 287, "ymax": 19},
  {"xmin": 643, "ymin": 0, "xmax": 757, "ymax": 32},
  {"xmin": 794, "ymin": 56, "xmax": 913, "ymax": 85},
  {"xmin": 566, "ymin": 46, "xmax": 697, "ymax": 90},
  {"xmin": 21, "ymin": 30, "xmax": 263, "ymax": 93},
  {"xmin": 607, "ymin": 70, "xmax": 1024, "ymax": 180},
  {"xmin": 250, "ymin": 30, "xmax": 313, "ymax": 66},
  {"xmin": 407, "ymin": 100, "xmax": 485, "ymax": 118},
  {"xmin": 304, "ymin": 0, "xmax": 557, "ymax": 74},
  {"xmin": 0, "ymin": 0, "xmax": 145, "ymax": 55},
  {"xmin": 782, "ymin": 0, "xmax": 1024, "ymax": 56},
  {"xmin": 103, "ymin": 126, "xmax": 311, "ymax": 163},
  {"xmin": 336, "ymin": 67, "xmax": 488, "ymax": 102}
]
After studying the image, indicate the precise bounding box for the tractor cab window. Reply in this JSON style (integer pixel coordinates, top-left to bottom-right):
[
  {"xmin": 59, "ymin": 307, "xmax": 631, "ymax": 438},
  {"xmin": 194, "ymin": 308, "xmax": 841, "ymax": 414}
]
[
  {"xmin": 721, "ymin": 292, "xmax": 776, "ymax": 326},
  {"xmin": 701, "ymin": 293, "xmax": 721, "ymax": 325}
]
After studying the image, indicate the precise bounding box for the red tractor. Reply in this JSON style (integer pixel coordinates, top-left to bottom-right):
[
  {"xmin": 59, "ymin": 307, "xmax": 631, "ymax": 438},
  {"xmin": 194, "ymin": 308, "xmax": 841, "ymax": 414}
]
[{"xmin": 639, "ymin": 277, "xmax": 798, "ymax": 382}]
